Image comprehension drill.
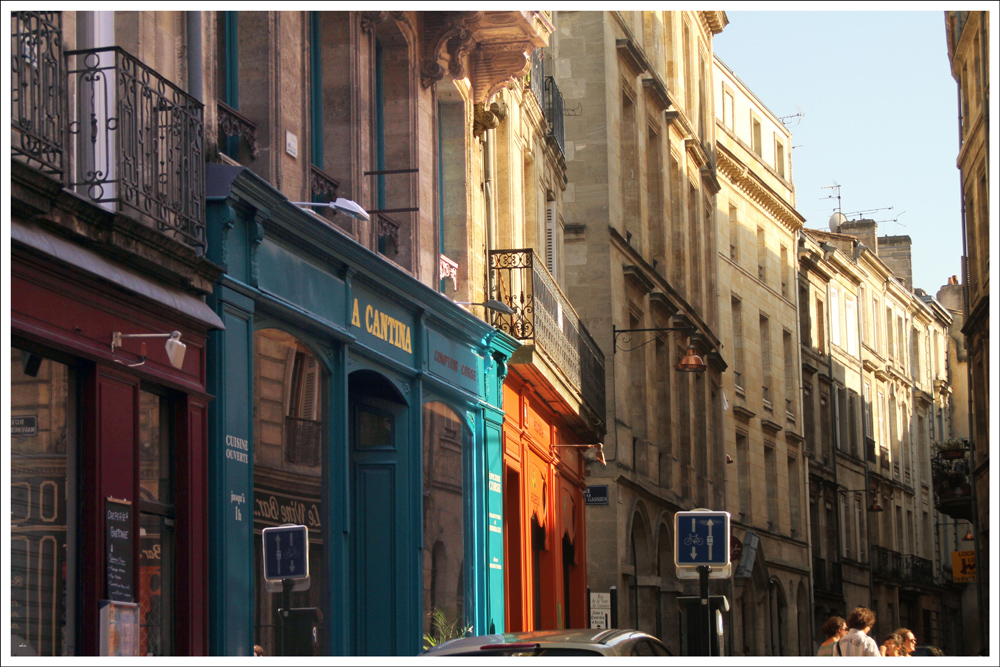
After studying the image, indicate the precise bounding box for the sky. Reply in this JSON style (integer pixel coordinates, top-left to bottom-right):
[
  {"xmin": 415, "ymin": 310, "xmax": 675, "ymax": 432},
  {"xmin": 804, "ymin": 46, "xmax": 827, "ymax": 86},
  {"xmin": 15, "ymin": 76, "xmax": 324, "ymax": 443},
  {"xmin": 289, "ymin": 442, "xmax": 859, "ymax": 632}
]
[{"xmin": 713, "ymin": 10, "xmax": 965, "ymax": 296}]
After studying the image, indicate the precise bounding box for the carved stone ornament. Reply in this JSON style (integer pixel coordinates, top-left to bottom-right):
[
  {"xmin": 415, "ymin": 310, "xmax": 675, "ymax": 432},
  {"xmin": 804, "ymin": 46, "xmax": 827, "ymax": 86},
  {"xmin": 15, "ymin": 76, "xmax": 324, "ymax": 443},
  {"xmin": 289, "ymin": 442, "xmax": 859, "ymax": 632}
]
[
  {"xmin": 473, "ymin": 100, "xmax": 508, "ymax": 139},
  {"xmin": 421, "ymin": 12, "xmax": 482, "ymax": 88}
]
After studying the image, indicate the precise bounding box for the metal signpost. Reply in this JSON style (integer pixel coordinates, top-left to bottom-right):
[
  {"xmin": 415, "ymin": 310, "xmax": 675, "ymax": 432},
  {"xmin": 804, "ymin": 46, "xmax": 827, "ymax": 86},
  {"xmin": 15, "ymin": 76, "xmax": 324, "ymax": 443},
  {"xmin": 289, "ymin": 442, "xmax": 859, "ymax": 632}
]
[
  {"xmin": 262, "ymin": 525, "xmax": 311, "ymax": 656},
  {"xmin": 675, "ymin": 510, "xmax": 731, "ymax": 656}
]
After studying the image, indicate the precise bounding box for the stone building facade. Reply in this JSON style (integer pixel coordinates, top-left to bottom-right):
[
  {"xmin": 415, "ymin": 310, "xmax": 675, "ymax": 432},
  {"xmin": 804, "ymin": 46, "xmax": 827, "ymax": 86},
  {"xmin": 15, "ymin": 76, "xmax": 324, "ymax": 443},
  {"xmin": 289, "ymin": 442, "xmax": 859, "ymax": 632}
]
[
  {"xmin": 713, "ymin": 56, "xmax": 811, "ymax": 656},
  {"xmin": 800, "ymin": 221, "xmax": 967, "ymax": 653},
  {"xmin": 944, "ymin": 10, "xmax": 989, "ymax": 643},
  {"xmin": 553, "ymin": 10, "xmax": 728, "ymax": 655}
]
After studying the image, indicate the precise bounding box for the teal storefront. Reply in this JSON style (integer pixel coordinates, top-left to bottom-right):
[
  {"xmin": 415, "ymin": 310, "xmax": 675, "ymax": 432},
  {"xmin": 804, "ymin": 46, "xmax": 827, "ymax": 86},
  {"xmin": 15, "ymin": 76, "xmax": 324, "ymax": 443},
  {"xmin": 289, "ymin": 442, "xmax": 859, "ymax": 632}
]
[{"xmin": 204, "ymin": 165, "xmax": 516, "ymax": 656}]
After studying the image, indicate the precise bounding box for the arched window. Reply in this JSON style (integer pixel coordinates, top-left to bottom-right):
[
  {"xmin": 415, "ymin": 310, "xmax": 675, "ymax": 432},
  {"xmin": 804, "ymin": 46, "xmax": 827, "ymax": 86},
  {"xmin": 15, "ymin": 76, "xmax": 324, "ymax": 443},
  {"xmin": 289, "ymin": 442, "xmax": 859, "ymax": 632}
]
[
  {"xmin": 422, "ymin": 402, "xmax": 466, "ymax": 643},
  {"xmin": 252, "ymin": 329, "xmax": 326, "ymax": 656}
]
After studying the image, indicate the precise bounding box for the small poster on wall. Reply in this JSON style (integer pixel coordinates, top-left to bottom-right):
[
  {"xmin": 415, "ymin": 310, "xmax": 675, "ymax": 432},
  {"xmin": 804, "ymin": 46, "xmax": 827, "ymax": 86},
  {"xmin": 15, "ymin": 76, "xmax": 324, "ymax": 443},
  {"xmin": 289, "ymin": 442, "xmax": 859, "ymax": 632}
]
[{"xmin": 99, "ymin": 600, "xmax": 140, "ymax": 656}]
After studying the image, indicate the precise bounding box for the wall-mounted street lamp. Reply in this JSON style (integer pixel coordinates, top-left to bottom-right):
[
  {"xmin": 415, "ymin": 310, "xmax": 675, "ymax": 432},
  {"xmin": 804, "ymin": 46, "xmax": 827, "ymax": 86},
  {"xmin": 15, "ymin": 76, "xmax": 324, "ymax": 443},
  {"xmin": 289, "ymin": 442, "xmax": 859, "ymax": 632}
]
[
  {"xmin": 456, "ymin": 299, "xmax": 515, "ymax": 316},
  {"xmin": 552, "ymin": 442, "xmax": 606, "ymax": 466},
  {"xmin": 612, "ymin": 324, "xmax": 707, "ymax": 372},
  {"xmin": 290, "ymin": 198, "xmax": 371, "ymax": 221},
  {"xmin": 111, "ymin": 331, "xmax": 187, "ymax": 369}
]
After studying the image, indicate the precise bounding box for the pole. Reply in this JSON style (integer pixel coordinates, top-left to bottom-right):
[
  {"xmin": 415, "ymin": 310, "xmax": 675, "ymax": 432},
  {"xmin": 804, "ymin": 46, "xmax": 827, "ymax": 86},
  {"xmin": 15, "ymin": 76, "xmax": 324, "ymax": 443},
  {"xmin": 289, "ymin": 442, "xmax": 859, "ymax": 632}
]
[
  {"xmin": 280, "ymin": 578, "xmax": 292, "ymax": 656},
  {"xmin": 610, "ymin": 586, "xmax": 618, "ymax": 628},
  {"xmin": 699, "ymin": 566, "xmax": 712, "ymax": 656}
]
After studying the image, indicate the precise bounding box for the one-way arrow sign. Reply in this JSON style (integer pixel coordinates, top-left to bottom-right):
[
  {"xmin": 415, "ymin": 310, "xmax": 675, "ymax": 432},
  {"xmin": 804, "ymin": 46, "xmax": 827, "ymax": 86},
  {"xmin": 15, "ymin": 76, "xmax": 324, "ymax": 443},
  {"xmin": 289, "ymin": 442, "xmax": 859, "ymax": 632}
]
[{"xmin": 674, "ymin": 510, "xmax": 730, "ymax": 570}]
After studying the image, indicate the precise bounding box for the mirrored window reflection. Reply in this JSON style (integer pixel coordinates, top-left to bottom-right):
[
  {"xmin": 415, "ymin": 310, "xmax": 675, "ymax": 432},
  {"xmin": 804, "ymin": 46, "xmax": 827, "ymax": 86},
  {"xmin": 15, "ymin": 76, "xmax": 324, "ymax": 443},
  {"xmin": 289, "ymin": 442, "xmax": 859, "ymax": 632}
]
[
  {"xmin": 139, "ymin": 390, "xmax": 174, "ymax": 655},
  {"xmin": 11, "ymin": 349, "xmax": 73, "ymax": 656},
  {"xmin": 422, "ymin": 402, "xmax": 466, "ymax": 646},
  {"xmin": 253, "ymin": 329, "xmax": 326, "ymax": 656}
]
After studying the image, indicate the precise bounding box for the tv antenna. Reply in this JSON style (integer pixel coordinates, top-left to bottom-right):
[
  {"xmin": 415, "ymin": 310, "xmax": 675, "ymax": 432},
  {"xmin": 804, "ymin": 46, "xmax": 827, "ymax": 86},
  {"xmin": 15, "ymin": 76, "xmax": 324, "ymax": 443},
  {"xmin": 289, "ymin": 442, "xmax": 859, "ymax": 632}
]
[
  {"xmin": 821, "ymin": 182, "xmax": 842, "ymax": 214},
  {"xmin": 778, "ymin": 106, "xmax": 804, "ymax": 127},
  {"xmin": 876, "ymin": 210, "xmax": 907, "ymax": 231},
  {"xmin": 845, "ymin": 206, "xmax": 893, "ymax": 219}
]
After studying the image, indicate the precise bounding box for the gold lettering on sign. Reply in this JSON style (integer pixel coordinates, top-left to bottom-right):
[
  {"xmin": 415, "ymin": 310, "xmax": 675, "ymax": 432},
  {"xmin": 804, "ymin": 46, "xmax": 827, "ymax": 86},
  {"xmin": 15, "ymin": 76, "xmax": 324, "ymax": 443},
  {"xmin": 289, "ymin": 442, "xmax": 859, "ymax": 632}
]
[{"xmin": 359, "ymin": 302, "xmax": 412, "ymax": 353}]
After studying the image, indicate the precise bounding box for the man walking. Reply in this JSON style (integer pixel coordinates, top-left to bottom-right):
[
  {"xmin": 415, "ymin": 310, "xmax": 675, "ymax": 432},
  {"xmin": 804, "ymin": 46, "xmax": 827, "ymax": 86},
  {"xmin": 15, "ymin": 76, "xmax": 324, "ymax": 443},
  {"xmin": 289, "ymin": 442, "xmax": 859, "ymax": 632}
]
[{"xmin": 835, "ymin": 607, "xmax": 881, "ymax": 657}]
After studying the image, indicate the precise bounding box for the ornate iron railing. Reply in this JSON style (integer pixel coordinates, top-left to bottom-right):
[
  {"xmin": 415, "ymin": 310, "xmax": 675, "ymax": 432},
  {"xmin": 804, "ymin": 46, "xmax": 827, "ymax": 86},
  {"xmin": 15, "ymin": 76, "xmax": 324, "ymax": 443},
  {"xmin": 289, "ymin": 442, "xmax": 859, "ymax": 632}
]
[
  {"xmin": 217, "ymin": 100, "xmax": 258, "ymax": 160},
  {"xmin": 285, "ymin": 416, "xmax": 321, "ymax": 467},
  {"xmin": 66, "ymin": 47, "xmax": 205, "ymax": 251},
  {"xmin": 931, "ymin": 454, "xmax": 973, "ymax": 520},
  {"xmin": 544, "ymin": 76, "xmax": 564, "ymax": 158},
  {"xmin": 376, "ymin": 212, "xmax": 401, "ymax": 256},
  {"xmin": 871, "ymin": 545, "xmax": 903, "ymax": 582},
  {"xmin": 526, "ymin": 48, "xmax": 544, "ymax": 107},
  {"xmin": 310, "ymin": 164, "xmax": 339, "ymax": 203},
  {"xmin": 489, "ymin": 249, "xmax": 606, "ymax": 421},
  {"xmin": 901, "ymin": 554, "xmax": 933, "ymax": 587},
  {"xmin": 12, "ymin": 11, "xmax": 66, "ymax": 179}
]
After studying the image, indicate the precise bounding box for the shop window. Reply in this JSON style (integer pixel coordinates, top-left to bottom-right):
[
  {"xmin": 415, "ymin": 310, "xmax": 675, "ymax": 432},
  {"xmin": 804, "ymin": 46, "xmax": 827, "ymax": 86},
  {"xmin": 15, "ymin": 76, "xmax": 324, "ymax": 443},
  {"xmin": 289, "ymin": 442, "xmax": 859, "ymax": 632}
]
[
  {"xmin": 422, "ymin": 402, "xmax": 467, "ymax": 644},
  {"xmin": 252, "ymin": 329, "xmax": 326, "ymax": 656},
  {"xmin": 138, "ymin": 389, "xmax": 175, "ymax": 656},
  {"xmin": 11, "ymin": 349, "xmax": 76, "ymax": 657}
]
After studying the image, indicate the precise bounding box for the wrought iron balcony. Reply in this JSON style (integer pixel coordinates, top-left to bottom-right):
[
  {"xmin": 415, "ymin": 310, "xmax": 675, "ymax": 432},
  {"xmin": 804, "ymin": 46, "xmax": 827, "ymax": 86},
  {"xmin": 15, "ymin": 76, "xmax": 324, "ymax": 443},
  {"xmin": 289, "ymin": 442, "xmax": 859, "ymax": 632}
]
[
  {"xmin": 489, "ymin": 249, "xmax": 606, "ymax": 423},
  {"xmin": 931, "ymin": 454, "xmax": 973, "ymax": 521},
  {"xmin": 66, "ymin": 46, "xmax": 205, "ymax": 251},
  {"xmin": 525, "ymin": 48, "xmax": 544, "ymax": 108},
  {"xmin": 871, "ymin": 545, "xmax": 903, "ymax": 582},
  {"xmin": 544, "ymin": 76, "xmax": 564, "ymax": 158},
  {"xmin": 901, "ymin": 554, "xmax": 934, "ymax": 588},
  {"xmin": 217, "ymin": 100, "xmax": 259, "ymax": 162},
  {"xmin": 12, "ymin": 11, "xmax": 66, "ymax": 179}
]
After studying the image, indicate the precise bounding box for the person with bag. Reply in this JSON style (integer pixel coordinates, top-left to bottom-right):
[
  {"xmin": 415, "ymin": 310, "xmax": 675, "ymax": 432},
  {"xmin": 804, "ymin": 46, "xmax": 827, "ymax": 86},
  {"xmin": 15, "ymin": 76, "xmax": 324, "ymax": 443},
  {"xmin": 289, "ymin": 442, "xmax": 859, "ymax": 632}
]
[
  {"xmin": 817, "ymin": 616, "xmax": 848, "ymax": 656},
  {"xmin": 835, "ymin": 607, "xmax": 880, "ymax": 657}
]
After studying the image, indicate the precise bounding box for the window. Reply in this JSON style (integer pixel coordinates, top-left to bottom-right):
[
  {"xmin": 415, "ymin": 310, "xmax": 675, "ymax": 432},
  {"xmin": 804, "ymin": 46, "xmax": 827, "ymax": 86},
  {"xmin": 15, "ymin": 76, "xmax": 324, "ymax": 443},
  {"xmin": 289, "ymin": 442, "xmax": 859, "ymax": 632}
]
[
  {"xmin": 756, "ymin": 226, "xmax": 766, "ymax": 283},
  {"xmin": 422, "ymin": 402, "xmax": 467, "ymax": 642},
  {"xmin": 621, "ymin": 90, "xmax": 639, "ymax": 232},
  {"xmin": 845, "ymin": 297, "xmax": 857, "ymax": 355},
  {"xmin": 647, "ymin": 125, "xmax": 664, "ymax": 269},
  {"xmin": 774, "ymin": 135, "xmax": 785, "ymax": 178},
  {"xmin": 729, "ymin": 204, "xmax": 739, "ymax": 261},
  {"xmin": 783, "ymin": 330, "xmax": 795, "ymax": 419},
  {"xmin": 545, "ymin": 199, "xmax": 558, "ymax": 278},
  {"xmin": 780, "ymin": 244, "xmax": 789, "ymax": 296},
  {"xmin": 788, "ymin": 455, "xmax": 800, "ymax": 535},
  {"xmin": 11, "ymin": 350, "xmax": 76, "ymax": 656},
  {"xmin": 815, "ymin": 298, "xmax": 825, "ymax": 351},
  {"xmin": 765, "ymin": 442, "xmax": 778, "ymax": 529},
  {"xmin": 760, "ymin": 315, "xmax": 771, "ymax": 406},
  {"xmin": 253, "ymin": 329, "xmax": 326, "ymax": 655},
  {"xmin": 732, "ymin": 296, "xmax": 745, "ymax": 391},
  {"xmin": 723, "ymin": 89, "xmax": 734, "ymax": 130},
  {"xmin": 736, "ymin": 431, "xmax": 750, "ymax": 518},
  {"xmin": 750, "ymin": 114, "xmax": 762, "ymax": 156},
  {"xmin": 830, "ymin": 287, "xmax": 840, "ymax": 347}
]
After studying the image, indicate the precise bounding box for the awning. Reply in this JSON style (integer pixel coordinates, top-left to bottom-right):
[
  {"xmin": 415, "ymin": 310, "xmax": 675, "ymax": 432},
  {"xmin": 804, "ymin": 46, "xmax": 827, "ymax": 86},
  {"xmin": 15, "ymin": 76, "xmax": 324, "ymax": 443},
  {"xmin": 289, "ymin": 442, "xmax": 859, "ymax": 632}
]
[{"xmin": 12, "ymin": 220, "xmax": 225, "ymax": 331}]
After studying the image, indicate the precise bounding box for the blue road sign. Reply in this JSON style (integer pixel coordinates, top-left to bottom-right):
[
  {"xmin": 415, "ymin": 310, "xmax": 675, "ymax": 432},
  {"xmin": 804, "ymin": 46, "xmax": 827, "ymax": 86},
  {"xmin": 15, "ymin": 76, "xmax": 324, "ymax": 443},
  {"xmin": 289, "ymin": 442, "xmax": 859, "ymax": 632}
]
[
  {"xmin": 262, "ymin": 524, "xmax": 310, "ymax": 582},
  {"xmin": 674, "ymin": 510, "xmax": 731, "ymax": 568}
]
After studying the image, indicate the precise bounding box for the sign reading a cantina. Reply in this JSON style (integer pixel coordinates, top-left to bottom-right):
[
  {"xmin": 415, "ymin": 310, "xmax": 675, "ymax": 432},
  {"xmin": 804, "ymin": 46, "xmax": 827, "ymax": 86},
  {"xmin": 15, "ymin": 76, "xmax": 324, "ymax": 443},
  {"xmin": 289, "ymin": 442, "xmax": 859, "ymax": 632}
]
[{"xmin": 350, "ymin": 286, "xmax": 415, "ymax": 364}]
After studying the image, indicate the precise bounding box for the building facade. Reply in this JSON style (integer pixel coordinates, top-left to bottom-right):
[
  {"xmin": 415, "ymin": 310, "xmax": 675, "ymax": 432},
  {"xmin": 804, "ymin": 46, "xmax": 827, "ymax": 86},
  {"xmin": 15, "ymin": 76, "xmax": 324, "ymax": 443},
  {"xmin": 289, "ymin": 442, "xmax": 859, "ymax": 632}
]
[
  {"xmin": 12, "ymin": 10, "xmax": 221, "ymax": 656},
  {"xmin": 801, "ymin": 221, "xmax": 969, "ymax": 653},
  {"xmin": 944, "ymin": 10, "xmax": 989, "ymax": 645},
  {"xmin": 553, "ymin": 10, "xmax": 729, "ymax": 655},
  {"xmin": 713, "ymin": 56, "xmax": 811, "ymax": 656}
]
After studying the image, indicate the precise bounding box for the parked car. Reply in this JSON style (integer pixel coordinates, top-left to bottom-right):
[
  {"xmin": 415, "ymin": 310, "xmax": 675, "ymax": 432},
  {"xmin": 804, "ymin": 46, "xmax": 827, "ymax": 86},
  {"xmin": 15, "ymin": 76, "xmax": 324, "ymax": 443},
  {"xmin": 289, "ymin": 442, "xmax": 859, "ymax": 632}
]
[
  {"xmin": 909, "ymin": 645, "xmax": 945, "ymax": 656},
  {"xmin": 421, "ymin": 628, "xmax": 673, "ymax": 657}
]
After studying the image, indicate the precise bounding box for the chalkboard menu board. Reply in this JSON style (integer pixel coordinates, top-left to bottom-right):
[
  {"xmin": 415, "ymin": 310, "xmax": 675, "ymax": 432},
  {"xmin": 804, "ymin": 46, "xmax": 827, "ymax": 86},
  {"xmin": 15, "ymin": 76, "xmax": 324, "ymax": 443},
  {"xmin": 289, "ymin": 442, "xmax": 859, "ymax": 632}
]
[{"xmin": 105, "ymin": 498, "xmax": 134, "ymax": 602}]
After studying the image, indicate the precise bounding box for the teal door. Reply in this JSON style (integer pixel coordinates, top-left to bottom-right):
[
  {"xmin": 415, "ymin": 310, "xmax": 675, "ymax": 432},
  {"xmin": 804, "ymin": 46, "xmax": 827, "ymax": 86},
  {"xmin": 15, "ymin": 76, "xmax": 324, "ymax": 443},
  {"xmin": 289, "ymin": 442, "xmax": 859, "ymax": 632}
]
[{"xmin": 348, "ymin": 371, "xmax": 407, "ymax": 655}]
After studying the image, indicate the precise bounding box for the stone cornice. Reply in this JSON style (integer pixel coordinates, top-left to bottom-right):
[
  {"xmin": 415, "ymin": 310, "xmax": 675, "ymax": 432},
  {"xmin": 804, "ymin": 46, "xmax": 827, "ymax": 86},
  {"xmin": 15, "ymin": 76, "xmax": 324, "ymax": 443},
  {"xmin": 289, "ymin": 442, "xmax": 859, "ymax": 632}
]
[
  {"xmin": 616, "ymin": 38, "xmax": 648, "ymax": 77},
  {"xmin": 717, "ymin": 145, "xmax": 804, "ymax": 233},
  {"xmin": 701, "ymin": 11, "xmax": 728, "ymax": 35}
]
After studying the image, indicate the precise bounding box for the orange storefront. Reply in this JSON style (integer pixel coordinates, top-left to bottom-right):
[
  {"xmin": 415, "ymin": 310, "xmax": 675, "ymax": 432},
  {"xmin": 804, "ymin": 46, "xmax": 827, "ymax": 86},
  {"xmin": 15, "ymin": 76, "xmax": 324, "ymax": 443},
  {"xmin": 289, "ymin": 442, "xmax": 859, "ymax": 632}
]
[{"xmin": 501, "ymin": 370, "xmax": 590, "ymax": 632}]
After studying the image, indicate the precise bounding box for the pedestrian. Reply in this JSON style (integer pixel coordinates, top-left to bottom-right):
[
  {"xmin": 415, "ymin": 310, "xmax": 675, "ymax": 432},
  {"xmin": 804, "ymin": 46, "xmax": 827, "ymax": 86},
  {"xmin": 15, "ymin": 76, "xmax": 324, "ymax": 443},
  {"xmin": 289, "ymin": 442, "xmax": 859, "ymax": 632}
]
[
  {"xmin": 253, "ymin": 644, "xmax": 264, "ymax": 657},
  {"xmin": 894, "ymin": 628, "xmax": 916, "ymax": 656},
  {"xmin": 817, "ymin": 616, "xmax": 848, "ymax": 656},
  {"xmin": 834, "ymin": 606, "xmax": 880, "ymax": 657},
  {"xmin": 880, "ymin": 633, "xmax": 901, "ymax": 656}
]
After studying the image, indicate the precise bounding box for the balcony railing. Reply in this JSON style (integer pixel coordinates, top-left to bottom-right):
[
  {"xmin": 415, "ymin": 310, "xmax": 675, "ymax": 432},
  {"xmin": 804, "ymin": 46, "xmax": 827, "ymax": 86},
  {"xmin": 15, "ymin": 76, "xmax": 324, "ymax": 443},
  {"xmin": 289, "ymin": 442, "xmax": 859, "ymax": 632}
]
[
  {"xmin": 67, "ymin": 47, "xmax": 205, "ymax": 251},
  {"xmin": 931, "ymin": 454, "xmax": 974, "ymax": 521},
  {"xmin": 489, "ymin": 249, "xmax": 605, "ymax": 422},
  {"xmin": 526, "ymin": 48, "xmax": 544, "ymax": 107},
  {"xmin": 901, "ymin": 554, "xmax": 933, "ymax": 587},
  {"xmin": 12, "ymin": 11, "xmax": 66, "ymax": 179},
  {"xmin": 871, "ymin": 545, "xmax": 903, "ymax": 582},
  {"xmin": 544, "ymin": 76, "xmax": 564, "ymax": 158}
]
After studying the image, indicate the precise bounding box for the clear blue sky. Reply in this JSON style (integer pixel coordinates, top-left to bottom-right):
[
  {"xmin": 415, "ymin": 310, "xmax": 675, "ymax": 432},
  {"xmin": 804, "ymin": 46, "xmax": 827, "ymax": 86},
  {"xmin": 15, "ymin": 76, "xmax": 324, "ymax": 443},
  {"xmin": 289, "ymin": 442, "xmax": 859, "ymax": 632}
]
[{"xmin": 714, "ymin": 10, "xmax": 963, "ymax": 295}]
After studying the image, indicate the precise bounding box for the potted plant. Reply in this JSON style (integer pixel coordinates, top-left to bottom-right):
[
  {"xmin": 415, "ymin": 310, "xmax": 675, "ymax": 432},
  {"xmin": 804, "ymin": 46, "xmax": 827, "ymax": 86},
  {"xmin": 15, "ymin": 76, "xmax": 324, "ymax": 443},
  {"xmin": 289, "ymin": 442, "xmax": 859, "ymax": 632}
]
[{"xmin": 933, "ymin": 438, "xmax": 968, "ymax": 460}]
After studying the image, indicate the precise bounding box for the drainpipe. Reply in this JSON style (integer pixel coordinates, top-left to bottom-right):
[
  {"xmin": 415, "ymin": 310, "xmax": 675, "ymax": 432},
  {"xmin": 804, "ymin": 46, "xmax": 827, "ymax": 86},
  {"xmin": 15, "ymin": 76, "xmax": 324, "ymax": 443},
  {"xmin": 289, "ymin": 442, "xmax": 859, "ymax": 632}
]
[
  {"xmin": 853, "ymin": 242, "xmax": 876, "ymax": 608},
  {"xmin": 794, "ymin": 230, "xmax": 818, "ymax": 650},
  {"xmin": 187, "ymin": 11, "xmax": 203, "ymax": 102}
]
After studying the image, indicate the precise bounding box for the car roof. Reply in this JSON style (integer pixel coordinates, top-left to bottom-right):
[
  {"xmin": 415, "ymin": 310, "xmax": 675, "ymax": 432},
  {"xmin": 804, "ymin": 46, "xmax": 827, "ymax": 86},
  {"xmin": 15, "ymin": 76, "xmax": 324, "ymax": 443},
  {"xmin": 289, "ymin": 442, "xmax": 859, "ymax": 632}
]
[{"xmin": 423, "ymin": 628, "xmax": 650, "ymax": 655}]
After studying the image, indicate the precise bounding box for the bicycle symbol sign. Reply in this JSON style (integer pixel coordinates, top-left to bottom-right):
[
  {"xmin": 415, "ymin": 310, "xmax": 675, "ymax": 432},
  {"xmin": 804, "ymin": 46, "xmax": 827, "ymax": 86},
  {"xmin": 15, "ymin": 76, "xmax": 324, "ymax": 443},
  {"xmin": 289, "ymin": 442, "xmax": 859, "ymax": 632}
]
[{"xmin": 674, "ymin": 510, "xmax": 730, "ymax": 567}]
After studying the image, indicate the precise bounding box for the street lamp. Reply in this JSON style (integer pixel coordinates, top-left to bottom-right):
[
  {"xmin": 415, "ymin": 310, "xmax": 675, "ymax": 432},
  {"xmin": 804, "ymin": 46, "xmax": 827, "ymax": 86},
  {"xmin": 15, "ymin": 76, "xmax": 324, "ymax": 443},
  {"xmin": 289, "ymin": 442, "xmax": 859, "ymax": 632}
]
[
  {"xmin": 290, "ymin": 198, "xmax": 371, "ymax": 221},
  {"xmin": 612, "ymin": 323, "xmax": 707, "ymax": 372},
  {"xmin": 455, "ymin": 299, "xmax": 515, "ymax": 316}
]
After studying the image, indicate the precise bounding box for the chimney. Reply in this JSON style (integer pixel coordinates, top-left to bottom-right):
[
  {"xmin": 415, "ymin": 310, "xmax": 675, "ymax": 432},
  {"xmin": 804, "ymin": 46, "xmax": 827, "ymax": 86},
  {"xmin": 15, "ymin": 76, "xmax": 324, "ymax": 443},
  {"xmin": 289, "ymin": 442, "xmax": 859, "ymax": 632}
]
[
  {"xmin": 839, "ymin": 218, "xmax": 878, "ymax": 253},
  {"xmin": 878, "ymin": 234, "xmax": 913, "ymax": 290}
]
